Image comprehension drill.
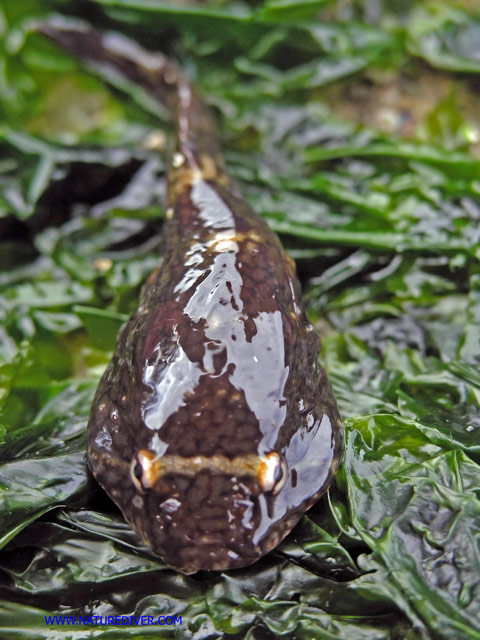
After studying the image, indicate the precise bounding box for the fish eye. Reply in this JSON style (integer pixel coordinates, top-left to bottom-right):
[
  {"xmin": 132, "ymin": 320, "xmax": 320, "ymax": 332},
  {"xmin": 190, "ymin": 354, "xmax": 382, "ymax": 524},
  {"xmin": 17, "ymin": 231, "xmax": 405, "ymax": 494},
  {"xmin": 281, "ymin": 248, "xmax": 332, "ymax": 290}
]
[
  {"xmin": 130, "ymin": 449, "xmax": 157, "ymax": 491},
  {"xmin": 258, "ymin": 452, "xmax": 288, "ymax": 495},
  {"xmin": 133, "ymin": 462, "xmax": 143, "ymax": 481}
]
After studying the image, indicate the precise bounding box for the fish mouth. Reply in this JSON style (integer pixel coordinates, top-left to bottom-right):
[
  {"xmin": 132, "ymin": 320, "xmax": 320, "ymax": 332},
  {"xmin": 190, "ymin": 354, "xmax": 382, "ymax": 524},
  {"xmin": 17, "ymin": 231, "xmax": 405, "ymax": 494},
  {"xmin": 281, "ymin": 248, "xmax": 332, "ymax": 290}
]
[{"xmin": 164, "ymin": 542, "xmax": 262, "ymax": 573}]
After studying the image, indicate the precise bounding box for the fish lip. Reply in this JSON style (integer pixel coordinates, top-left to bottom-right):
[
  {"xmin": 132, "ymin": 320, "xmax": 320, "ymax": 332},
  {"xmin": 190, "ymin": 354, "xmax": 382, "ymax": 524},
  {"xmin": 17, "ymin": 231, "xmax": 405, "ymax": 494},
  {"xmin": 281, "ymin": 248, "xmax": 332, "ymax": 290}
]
[
  {"xmin": 160, "ymin": 540, "xmax": 262, "ymax": 573},
  {"xmin": 172, "ymin": 548, "xmax": 260, "ymax": 573},
  {"xmin": 179, "ymin": 541, "xmax": 248, "ymax": 555}
]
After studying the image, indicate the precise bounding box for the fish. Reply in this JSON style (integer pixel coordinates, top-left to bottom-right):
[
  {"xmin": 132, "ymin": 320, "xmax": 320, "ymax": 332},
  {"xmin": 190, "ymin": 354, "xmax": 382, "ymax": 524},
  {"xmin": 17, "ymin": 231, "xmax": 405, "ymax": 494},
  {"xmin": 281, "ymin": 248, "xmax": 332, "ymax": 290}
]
[{"xmin": 38, "ymin": 17, "xmax": 344, "ymax": 574}]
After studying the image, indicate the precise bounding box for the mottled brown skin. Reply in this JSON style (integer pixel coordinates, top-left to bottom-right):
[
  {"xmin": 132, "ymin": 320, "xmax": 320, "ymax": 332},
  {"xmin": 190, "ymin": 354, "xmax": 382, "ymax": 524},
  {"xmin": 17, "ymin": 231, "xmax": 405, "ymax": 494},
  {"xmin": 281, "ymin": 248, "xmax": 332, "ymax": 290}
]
[{"xmin": 39, "ymin": 18, "xmax": 344, "ymax": 574}]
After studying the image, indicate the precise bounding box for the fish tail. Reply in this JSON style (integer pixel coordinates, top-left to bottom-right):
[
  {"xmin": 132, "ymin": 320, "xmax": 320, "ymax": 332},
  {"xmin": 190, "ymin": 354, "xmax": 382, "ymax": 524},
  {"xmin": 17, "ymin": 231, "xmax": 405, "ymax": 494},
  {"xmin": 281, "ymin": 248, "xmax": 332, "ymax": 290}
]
[{"xmin": 35, "ymin": 16, "xmax": 222, "ymax": 170}]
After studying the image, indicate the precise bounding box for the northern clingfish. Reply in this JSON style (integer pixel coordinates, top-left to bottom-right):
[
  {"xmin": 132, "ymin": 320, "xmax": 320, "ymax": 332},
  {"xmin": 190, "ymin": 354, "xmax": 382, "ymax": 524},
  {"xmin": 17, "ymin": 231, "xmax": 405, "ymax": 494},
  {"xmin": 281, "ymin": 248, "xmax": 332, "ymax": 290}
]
[{"xmin": 38, "ymin": 17, "xmax": 344, "ymax": 574}]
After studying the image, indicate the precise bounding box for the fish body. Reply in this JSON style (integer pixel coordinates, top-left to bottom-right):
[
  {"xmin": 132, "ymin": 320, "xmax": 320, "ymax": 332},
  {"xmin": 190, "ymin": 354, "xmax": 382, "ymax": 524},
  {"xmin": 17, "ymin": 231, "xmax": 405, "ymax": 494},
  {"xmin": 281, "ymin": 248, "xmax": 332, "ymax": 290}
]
[{"xmin": 39, "ymin": 19, "xmax": 343, "ymax": 573}]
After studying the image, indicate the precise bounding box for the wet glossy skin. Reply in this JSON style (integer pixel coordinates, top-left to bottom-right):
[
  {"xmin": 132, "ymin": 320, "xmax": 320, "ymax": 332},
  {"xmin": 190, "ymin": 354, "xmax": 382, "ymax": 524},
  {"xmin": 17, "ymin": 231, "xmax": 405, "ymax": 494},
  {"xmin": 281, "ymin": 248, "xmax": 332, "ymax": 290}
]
[{"xmin": 39, "ymin": 19, "xmax": 344, "ymax": 573}]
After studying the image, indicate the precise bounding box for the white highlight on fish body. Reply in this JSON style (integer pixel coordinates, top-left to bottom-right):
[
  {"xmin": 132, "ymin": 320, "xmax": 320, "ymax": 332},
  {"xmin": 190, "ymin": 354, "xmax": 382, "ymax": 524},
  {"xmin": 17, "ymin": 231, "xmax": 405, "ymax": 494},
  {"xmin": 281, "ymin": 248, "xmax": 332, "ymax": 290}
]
[{"xmin": 172, "ymin": 152, "xmax": 185, "ymax": 168}]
